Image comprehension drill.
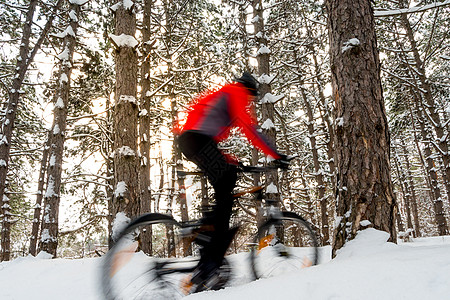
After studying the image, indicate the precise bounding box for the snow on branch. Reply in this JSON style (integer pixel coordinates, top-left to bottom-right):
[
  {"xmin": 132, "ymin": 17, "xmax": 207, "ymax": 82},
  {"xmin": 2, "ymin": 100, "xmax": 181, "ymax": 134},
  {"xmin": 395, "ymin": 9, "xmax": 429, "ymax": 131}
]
[
  {"xmin": 52, "ymin": 26, "xmax": 75, "ymax": 39},
  {"xmin": 114, "ymin": 182, "xmax": 128, "ymax": 199},
  {"xmin": 257, "ymin": 45, "xmax": 271, "ymax": 55},
  {"xmin": 260, "ymin": 93, "xmax": 285, "ymax": 104},
  {"xmin": 69, "ymin": 0, "xmax": 89, "ymax": 5},
  {"xmin": 110, "ymin": 0, "xmax": 134, "ymax": 12},
  {"xmin": 116, "ymin": 146, "xmax": 136, "ymax": 157},
  {"xmin": 266, "ymin": 182, "xmax": 278, "ymax": 194},
  {"xmin": 118, "ymin": 95, "xmax": 137, "ymax": 104},
  {"xmin": 111, "ymin": 212, "xmax": 130, "ymax": 242},
  {"xmin": 374, "ymin": 0, "xmax": 450, "ymax": 17},
  {"xmin": 342, "ymin": 38, "xmax": 360, "ymax": 53},
  {"xmin": 109, "ymin": 33, "xmax": 139, "ymax": 48},
  {"xmin": 261, "ymin": 118, "xmax": 275, "ymax": 130},
  {"xmin": 258, "ymin": 74, "xmax": 275, "ymax": 84}
]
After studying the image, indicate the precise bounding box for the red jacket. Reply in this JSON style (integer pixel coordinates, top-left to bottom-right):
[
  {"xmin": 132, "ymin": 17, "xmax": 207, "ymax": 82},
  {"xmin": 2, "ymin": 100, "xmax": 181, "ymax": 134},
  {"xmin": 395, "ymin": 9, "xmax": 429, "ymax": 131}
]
[{"xmin": 175, "ymin": 83, "xmax": 280, "ymax": 159}]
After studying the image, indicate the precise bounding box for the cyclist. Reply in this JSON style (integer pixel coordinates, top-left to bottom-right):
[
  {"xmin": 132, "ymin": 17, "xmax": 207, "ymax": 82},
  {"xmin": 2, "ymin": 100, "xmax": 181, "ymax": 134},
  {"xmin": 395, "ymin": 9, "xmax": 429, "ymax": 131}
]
[{"xmin": 175, "ymin": 72, "xmax": 288, "ymax": 292}]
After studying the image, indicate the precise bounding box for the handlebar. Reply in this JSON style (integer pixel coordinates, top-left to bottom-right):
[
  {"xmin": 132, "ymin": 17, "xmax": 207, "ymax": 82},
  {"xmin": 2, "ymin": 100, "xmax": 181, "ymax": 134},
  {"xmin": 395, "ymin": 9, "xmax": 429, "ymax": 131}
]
[{"xmin": 177, "ymin": 155, "xmax": 297, "ymax": 177}]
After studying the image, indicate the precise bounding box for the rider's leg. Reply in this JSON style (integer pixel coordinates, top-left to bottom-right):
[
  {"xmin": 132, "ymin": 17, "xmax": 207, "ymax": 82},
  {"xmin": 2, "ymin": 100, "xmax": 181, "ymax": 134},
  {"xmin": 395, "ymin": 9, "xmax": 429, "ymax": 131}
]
[{"xmin": 178, "ymin": 131, "xmax": 237, "ymax": 277}]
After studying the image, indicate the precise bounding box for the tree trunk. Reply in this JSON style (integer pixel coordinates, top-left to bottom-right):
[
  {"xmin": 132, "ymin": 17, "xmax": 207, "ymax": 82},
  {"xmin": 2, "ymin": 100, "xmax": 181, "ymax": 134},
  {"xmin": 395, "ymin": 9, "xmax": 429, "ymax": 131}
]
[
  {"xmin": 0, "ymin": 0, "xmax": 46, "ymax": 261},
  {"xmin": 138, "ymin": 0, "xmax": 153, "ymax": 255},
  {"xmin": 410, "ymin": 92, "xmax": 448, "ymax": 235},
  {"xmin": 400, "ymin": 140, "xmax": 421, "ymax": 237},
  {"xmin": 0, "ymin": 0, "xmax": 63, "ymax": 261},
  {"xmin": 392, "ymin": 149, "xmax": 414, "ymax": 233},
  {"xmin": 0, "ymin": 0, "xmax": 38, "ymax": 217},
  {"xmin": 174, "ymin": 142, "xmax": 190, "ymax": 254},
  {"xmin": 111, "ymin": 1, "xmax": 140, "ymax": 235},
  {"xmin": 406, "ymin": 98, "xmax": 436, "ymax": 211},
  {"xmin": 39, "ymin": 2, "xmax": 80, "ymax": 257},
  {"xmin": 399, "ymin": 2, "xmax": 450, "ymax": 207},
  {"xmin": 167, "ymin": 166, "xmax": 177, "ymax": 257},
  {"xmin": 294, "ymin": 49, "xmax": 329, "ymax": 245},
  {"xmin": 155, "ymin": 148, "xmax": 165, "ymax": 214},
  {"xmin": 313, "ymin": 51, "xmax": 336, "ymax": 198},
  {"xmin": 326, "ymin": 0, "xmax": 397, "ymax": 256},
  {"xmin": 252, "ymin": 0, "xmax": 279, "ymax": 205},
  {"xmin": 161, "ymin": 1, "xmax": 189, "ymax": 249},
  {"xmin": 29, "ymin": 133, "xmax": 52, "ymax": 256},
  {"xmin": 171, "ymin": 95, "xmax": 189, "ymax": 252},
  {"xmin": 300, "ymin": 169, "xmax": 317, "ymax": 227}
]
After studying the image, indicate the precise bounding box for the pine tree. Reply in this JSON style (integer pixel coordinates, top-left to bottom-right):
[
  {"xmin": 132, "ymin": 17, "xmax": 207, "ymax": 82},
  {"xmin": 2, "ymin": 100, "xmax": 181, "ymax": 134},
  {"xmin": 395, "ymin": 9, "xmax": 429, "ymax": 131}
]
[
  {"xmin": 109, "ymin": 0, "xmax": 140, "ymax": 242},
  {"xmin": 0, "ymin": 0, "xmax": 63, "ymax": 261},
  {"xmin": 326, "ymin": 0, "xmax": 397, "ymax": 256},
  {"xmin": 39, "ymin": 0, "xmax": 81, "ymax": 257}
]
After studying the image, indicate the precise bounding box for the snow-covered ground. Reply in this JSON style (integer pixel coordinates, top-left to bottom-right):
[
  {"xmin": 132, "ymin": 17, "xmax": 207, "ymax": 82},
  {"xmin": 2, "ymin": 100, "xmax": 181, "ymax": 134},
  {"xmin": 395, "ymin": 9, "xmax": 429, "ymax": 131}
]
[{"xmin": 1, "ymin": 229, "xmax": 449, "ymax": 300}]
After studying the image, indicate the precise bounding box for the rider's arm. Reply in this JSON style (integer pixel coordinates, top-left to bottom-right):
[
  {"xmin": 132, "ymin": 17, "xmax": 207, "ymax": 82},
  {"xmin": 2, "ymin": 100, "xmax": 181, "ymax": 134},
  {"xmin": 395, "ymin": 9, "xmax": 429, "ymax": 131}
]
[{"xmin": 228, "ymin": 85, "xmax": 281, "ymax": 159}]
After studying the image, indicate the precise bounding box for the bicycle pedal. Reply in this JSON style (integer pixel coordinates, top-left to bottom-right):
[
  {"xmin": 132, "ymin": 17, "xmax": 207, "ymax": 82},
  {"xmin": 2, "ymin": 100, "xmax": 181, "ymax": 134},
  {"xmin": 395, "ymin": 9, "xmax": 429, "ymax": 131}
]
[
  {"xmin": 258, "ymin": 234, "xmax": 274, "ymax": 251},
  {"xmin": 180, "ymin": 275, "xmax": 217, "ymax": 295},
  {"xmin": 194, "ymin": 273, "xmax": 224, "ymax": 293}
]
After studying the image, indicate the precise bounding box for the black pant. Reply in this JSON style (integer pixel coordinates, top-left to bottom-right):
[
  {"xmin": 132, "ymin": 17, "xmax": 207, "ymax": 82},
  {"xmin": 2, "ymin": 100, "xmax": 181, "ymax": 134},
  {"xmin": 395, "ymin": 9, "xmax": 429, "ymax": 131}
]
[{"xmin": 177, "ymin": 131, "xmax": 237, "ymax": 265}]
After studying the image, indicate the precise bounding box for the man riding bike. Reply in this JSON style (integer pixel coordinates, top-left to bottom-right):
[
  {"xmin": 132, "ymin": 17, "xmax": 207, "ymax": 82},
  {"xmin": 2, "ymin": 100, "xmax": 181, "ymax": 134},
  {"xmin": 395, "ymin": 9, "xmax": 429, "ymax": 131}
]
[{"xmin": 175, "ymin": 72, "xmax": 288, "ymax": 293}]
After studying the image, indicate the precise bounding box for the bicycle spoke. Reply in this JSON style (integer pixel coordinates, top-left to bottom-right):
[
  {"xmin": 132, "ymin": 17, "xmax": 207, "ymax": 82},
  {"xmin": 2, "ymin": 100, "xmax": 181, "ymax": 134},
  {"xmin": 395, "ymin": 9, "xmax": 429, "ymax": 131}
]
[
  {"xmin": 101, "ymin": 213, "xmax": 197, "ymax": 300},
  {"xmin": 133, "ymin": 274, "xmax": 185, "ymax": 300},
  {"xmin": 250, "ymin": 212, "xmax": 319, "ymax": 280}
]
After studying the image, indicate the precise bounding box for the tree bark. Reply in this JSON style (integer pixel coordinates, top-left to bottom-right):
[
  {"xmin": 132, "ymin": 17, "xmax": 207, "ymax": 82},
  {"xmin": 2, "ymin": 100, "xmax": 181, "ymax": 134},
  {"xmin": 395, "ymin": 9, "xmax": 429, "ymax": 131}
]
[
  {"xmin": 326, "ymin": 0, "xmax": 397, "ymax": 257},
  {"xmin": 138, "ymin": 0, "xmax": 153, "ymax": 255},
  {"xmin": 0, "ymin": 0, "xmax": 64, "ymax": 261},
  {"xmin": 294, "ymin": 48, "xmax": 329, "ymax": 245},
  {"xmin": 29, "ymin": 133, "xmax": 52, "ymax": 256},
  {"xmin": 410, "ymin": 92, "xmax": 448, "ymax": 235},
  {"xmin": 39, "ymin": 2, "xmax": 80, "ymax": 257},
  {"xmin": 313, "ymin": 51, "xmax": 337, "ymax": 198},
  {"xmin": 399, "ymin": 0, "xmax": 450, "ymax": 209},
  {"xmin": 400, "ymin": 140, "xmax": 421, "ymax": 237},
  {"xmin": 111, "ymin": 1, "xmax": 140, "ymax": 236},
  {"xmin": 252, "ymin": 0, "xmax": 280, "ymax": 205},
  {"xmin": 392, "ymin": 148, "xmax": 413, "ymax": 233}
]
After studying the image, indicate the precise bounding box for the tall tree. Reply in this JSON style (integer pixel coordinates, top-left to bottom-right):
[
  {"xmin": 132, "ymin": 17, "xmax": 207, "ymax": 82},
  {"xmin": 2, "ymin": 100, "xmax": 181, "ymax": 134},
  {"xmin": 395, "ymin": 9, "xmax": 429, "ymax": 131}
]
[
  {"xmin": 0, "ymin": 0, "xmax": 63, "ymax": 261},
  {"xmin": 326, "ymin": 0, "xmax": 397, "ymax": 256},
  {"xmin": 252, "ymin": 0, "xmax": 280, "ymax": 216},
  {"xmin": 138, "ymin": 0, "xmax": 154, "ymax": 255},
  {"xmin": 377, "ymin": 0, "xmax": 450, "ymax": 236},
  {"xmin": 399, "ymin": 140, "xmax": 421, "ymax": 237},
  {"xmin": 39, "ymin": 0, "xmax": 81, "ymax": 257},
  {"xmin": 109, "ymin": 0, "xmax": 140, "ymax": 241},
  {"xmin": 398, "ymin": 0, "xmax": 450, "ymax": 208},
  {"xmin": 29, "ymin": 133, "xmax": 52, "ymax": 256}
]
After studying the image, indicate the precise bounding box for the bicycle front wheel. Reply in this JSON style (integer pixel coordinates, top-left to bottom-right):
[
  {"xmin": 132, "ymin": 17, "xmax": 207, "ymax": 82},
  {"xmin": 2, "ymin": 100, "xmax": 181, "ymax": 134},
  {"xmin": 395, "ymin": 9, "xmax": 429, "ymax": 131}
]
[
  {"xmin": 250, "ymin": 211, "xmax": 319, "ymax": 280},
  {"xmin": 101, "ymin": 213, "xmax": 198, "ymax": 300}
]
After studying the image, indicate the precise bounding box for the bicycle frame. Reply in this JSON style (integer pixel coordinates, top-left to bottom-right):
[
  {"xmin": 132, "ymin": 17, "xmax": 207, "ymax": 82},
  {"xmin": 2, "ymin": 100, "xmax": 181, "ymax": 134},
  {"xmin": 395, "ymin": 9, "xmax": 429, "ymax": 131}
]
[
  {"xmin": 102, "ymin": 162, "xmax": 319, "ymax": 299},
  {"xmin": 177, "ymin": 163, "xmax": 287, "ymax": 220}
]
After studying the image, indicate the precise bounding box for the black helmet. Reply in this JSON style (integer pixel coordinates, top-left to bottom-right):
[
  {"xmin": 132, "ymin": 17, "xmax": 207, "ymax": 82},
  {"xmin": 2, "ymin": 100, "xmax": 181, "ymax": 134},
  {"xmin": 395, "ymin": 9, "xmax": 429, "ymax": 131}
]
[{"xmin": 235, "ymin": 72, "xmax": 259, "ymax": 96}]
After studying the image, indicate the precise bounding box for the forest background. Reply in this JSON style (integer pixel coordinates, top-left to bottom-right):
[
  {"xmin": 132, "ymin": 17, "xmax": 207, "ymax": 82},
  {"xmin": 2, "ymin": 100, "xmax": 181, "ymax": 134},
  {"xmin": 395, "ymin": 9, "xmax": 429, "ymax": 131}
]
[{"xmin": 0, "ymin": 0, "xmax": 449, "ymax": 261}]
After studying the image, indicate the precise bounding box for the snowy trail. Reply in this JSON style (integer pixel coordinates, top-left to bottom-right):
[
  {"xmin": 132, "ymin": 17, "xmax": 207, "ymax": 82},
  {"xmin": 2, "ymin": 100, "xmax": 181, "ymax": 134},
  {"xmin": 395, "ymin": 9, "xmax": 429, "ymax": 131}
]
[
  {"xmin": 187, "ymin": 231, "xmax": 450, "ymax": 300},
  {"xmin": 0, "ymin": 229, "xmax": 449, "ymax": 300}
]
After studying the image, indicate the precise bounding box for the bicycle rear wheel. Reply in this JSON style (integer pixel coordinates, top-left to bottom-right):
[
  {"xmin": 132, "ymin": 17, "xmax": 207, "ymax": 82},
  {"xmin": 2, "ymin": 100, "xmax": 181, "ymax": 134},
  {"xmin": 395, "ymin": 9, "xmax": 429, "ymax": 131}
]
[
  {"xmin": 250, "ymin": 211, "xmax": 319, "ymax": 280},
  {"xmin": 101, "ymin": 213, "xmax": 198, "ymax": 300}
]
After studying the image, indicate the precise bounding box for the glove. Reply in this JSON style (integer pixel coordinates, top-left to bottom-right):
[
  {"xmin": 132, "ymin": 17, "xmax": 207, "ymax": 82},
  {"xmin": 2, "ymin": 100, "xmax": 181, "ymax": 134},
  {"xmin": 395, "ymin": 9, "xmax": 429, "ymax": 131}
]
[{"xmin": 275, "ymin": 154, "xmax": 290, "ymax": 169}]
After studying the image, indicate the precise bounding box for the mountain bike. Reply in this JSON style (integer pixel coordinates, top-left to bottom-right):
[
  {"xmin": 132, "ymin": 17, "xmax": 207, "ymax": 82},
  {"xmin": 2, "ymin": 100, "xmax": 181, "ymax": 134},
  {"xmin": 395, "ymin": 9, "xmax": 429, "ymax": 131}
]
[{"xmin": 101, "ymin": 163, "xmax": 319, "ymax": 299}]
